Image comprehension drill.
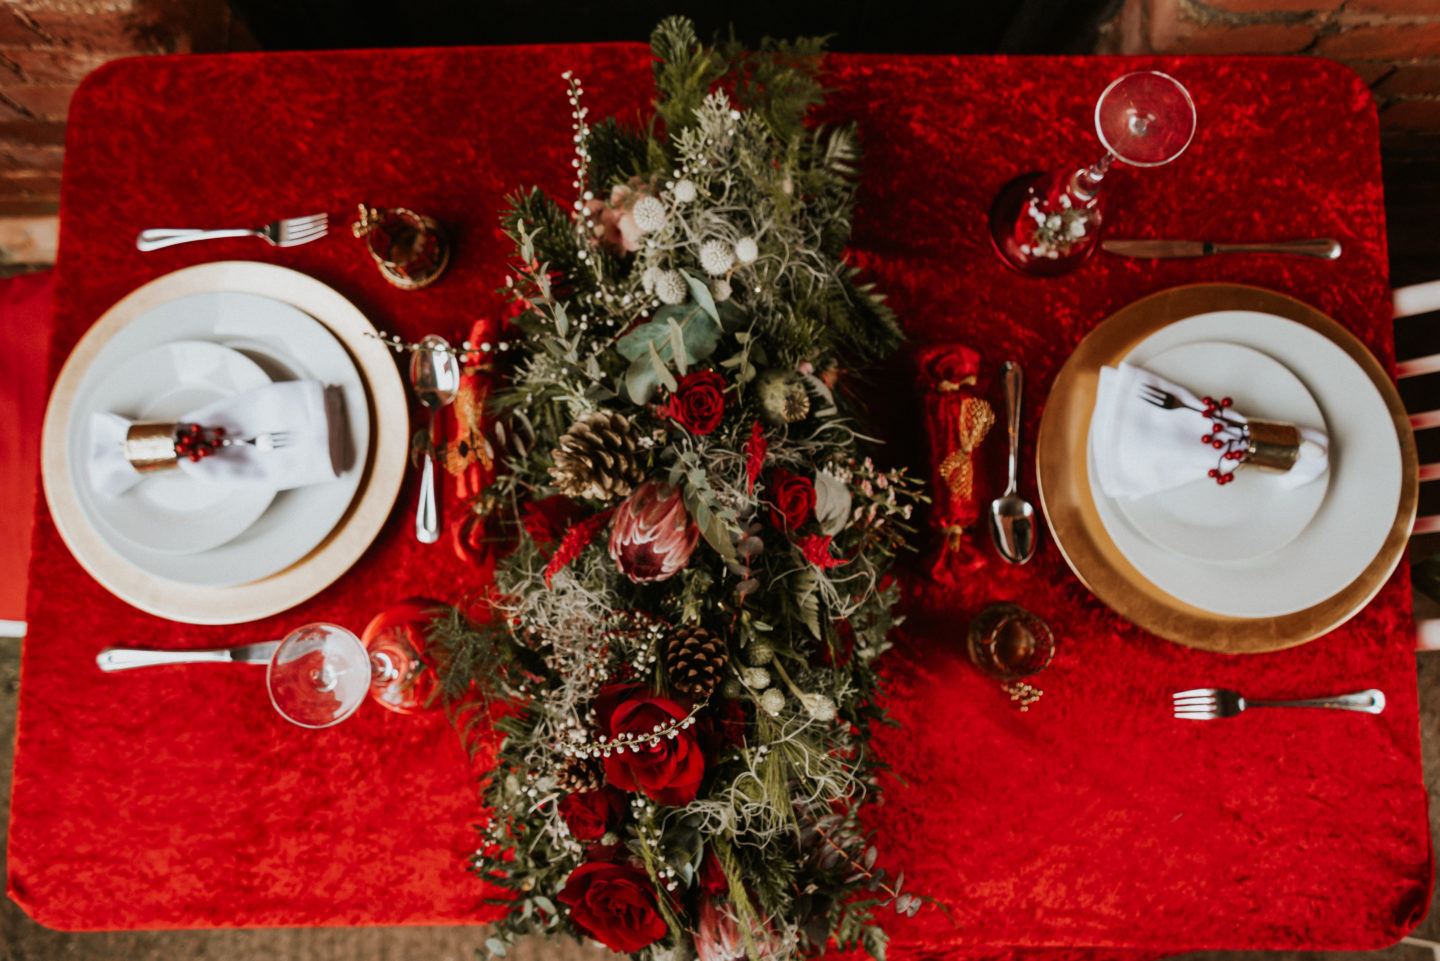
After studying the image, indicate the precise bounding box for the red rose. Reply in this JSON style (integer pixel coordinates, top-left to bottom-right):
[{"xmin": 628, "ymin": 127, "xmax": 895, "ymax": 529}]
[
  {"xmin": 558, "ymin": 860, "xmax": 668, "ymax": 953},
  {"xmin": 558, "ymin": 788, "xmax": 626, "ymax": 842},
  {"xmin": 665, "ymin": 369, "xmax": 726, "ymax": 434},
  {"xmin": 595, "ymin": 684, "xmax": 705, "ymax": 805},
  {"xmin": 769, "ymin": 468, "xmax": 816, "ymax": 532}
]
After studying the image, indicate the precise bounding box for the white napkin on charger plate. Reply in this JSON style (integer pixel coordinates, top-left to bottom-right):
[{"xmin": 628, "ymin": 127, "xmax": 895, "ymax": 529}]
[
  {"xmin": 1093, "ymin": 363, "xmax": 1328, "ymax": 500},
  {"xmin": 88, "ymin": 380, "xmax": 342, "ymax": 500}
]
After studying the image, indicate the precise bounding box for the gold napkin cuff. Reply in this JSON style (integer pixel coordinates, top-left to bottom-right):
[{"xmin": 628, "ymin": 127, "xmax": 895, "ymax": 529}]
[
  {"xmin": 1245, "ymin": 420, "xmax": 1301, "ymax": 472},
  {"xmin": 123, "ymin": 422, "xmax": 178, "ymax": 473}
]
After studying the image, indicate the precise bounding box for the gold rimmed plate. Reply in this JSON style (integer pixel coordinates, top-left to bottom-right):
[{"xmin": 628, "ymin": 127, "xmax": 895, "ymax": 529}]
[
  {"xmin": 1036, "ymin": 283, "xmax": 1417, "ymax": 653},
  {"xmin": 41, "ymin": 261, "xmax": 408, "ymax": 625}
]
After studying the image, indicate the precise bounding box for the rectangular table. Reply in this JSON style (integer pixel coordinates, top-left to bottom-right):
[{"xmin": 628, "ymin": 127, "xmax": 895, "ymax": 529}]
[{"xmin": 8, "ymin": 45, "xmax": 1431, "ymax": 953}]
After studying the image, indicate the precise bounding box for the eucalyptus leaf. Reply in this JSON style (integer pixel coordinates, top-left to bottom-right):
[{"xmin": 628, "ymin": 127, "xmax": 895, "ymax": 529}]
[
  {"xmin": 626, "ymin": 353, "xmax": 659, "ymax": 404},
  {"xmin": 681, "ymin": 269, "xmax": 720, "ymax": 324},
  {"xmin": 616, "ymin": 304, "xmax": 720, "ymax": 365},
  {"xmin": 814, "ymin": 470, "xmax": 852, "ymax": 537},
  {"xmin": 554, "ymin": 302, "xmax": 568, "ymax": 338},
  {"xmin": 649, "ymin": 340, "xmax": 678, "ymax": 392},
  {"xmin": 667, "ymin": 318, "xmax": 689, "ymax": 375}
]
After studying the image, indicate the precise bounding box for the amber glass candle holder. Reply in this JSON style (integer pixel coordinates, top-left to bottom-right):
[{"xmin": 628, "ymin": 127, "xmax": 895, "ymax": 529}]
[
  {"xmin": 966, "ymin": 602, "xmax": 1055, "ymax": 710},
  {"xmin": 352, "ymin": 203, "xmax": 451, "ymax": 290}
]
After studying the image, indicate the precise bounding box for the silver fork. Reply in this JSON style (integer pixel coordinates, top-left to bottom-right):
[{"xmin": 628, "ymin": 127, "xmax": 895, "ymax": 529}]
[
  {"xmin": 1138, "ymin": 383, "xmax": 1244, "ymax": 426},
  {"xmin": 135, "ymin": 213, "xmax": 329, "ymax": 252},
  {"xmin": 222, "ymin": 431, "xmax": 291, "ymax": 453},
  {"xmin": 1173, "ymin": 688, "xmax": 1385, "ymax": 719}
]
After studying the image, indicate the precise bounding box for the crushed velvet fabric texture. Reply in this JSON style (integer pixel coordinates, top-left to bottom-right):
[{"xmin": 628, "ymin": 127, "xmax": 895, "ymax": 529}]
[
  {"xmin": 8, "ymin": 46, "xmax": 1430, "ymax": 955},
  {"xmin": 0, "ymin": 269, "xmax": 54, "ymax": 622}
]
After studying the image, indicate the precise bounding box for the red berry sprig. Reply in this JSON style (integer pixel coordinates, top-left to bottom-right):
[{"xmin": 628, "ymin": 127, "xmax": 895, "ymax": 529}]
[
  {"xmin": 173, "ymin": 423, "xmax": 226, "ymax": 463},
  {"xmin": 1196, "ymin": 396, "xmax": 1249, "ymax": 486}
]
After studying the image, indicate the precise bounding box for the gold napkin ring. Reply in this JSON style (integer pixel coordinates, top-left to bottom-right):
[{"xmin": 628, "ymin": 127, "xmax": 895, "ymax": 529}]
[
  {"xmin": 123, "ymin": 422, "xmax": 179, "ymax": 473},
  {"xmin": 1245, "ymin": 420, "xmax": 1301, "ymax": 472}
]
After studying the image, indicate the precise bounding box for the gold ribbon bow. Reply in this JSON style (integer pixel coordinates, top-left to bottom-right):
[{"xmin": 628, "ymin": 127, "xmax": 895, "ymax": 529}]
[{"xmin": 937, "ymin": 396, "xmax": 995, "ymax": 506}]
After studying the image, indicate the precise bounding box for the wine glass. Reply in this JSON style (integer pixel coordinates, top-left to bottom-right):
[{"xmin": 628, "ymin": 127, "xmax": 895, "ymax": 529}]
[
  {"xmin": 987, "ymin": 71, "xmax": 1197, "ymax": 276},
  {"xmin": 266, "ymin": 623, "xmax": 372, "ymax": 728},
  {"xmin": 266, "ymin": 618, "xmax": 438, "ymax": 727}
]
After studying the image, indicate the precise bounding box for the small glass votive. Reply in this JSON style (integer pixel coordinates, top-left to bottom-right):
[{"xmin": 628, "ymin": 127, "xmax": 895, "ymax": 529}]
[
  {"xmin": 966, "ymin": 602, "xmax": 1055, "ymax": 710},
  {"xmin": 352, "ymin": 203, "xmax": 451, "ymax": 290}
]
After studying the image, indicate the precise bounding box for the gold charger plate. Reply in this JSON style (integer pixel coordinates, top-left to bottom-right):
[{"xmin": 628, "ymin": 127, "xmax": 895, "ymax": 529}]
[
  {"xmin": 1036, "ymin": 283, "xmax": 1417, "ymax": 653},
  {"xmin": 41, "ymin": 261, "xmax": 408, "ymax": 625}
]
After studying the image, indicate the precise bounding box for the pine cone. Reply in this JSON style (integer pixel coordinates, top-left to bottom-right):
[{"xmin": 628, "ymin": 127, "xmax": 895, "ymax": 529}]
[
  {"xmin": 665, "ymin": 626, "xmax": 728, "ymax": 699},
  {"xmin": 554, "ymin": 754, "xmax": 604, "ymax": 794},
  {"xmin": 550, "ymin": 411, "xmax": 645, "ymax": 502}
]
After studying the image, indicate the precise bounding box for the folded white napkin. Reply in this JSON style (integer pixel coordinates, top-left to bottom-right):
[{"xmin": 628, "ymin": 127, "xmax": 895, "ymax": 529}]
[
  {"xmin": 1093, "ymin": 363, "xmax": 1328, "ymax": 500},
  {"xmin": 88, "ymin": 380, "xmax": 342, "ymax": 500}
]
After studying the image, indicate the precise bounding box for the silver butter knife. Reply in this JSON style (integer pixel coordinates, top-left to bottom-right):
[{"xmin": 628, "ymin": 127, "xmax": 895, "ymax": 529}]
[
  {"xmin": 96, "ymin": 642, "xmax": 280, "ymax": 672},
  {"xmin": 1103, "ymin": 238, "xmax": 1342, "ymax": 260}
]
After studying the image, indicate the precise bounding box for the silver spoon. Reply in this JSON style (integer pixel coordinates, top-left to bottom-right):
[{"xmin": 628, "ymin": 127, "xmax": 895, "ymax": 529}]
[
  {"xmin": 989, "ymin": 360, "xmax": 1038, "ymax": 564},
  {"xmin": 409, "ymin": 334, "xmax": 461, "ymax": 544}
]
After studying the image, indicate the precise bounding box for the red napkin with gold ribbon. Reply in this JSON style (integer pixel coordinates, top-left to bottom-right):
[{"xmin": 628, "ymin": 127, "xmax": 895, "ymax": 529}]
[{"xmin": 917, "ymin": 345, "xmax": 996, "ymax": 583}]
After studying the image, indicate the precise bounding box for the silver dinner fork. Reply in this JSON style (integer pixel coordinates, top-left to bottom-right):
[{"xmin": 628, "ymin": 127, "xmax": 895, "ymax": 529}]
[
  {"xmin": 1173, "ymin": 688, "xmax": 1385, "ymax": 719},
  {"xmin": 135, "ymin": 213, "xmax": 329, "ymax": 252},
  {"xmin": 222, "ymin": 431, "xmax": 291, "ymax": 453},
  {"xmin": 1138, "ymin": 383, "xmax": 1244, "ymax": 426}
]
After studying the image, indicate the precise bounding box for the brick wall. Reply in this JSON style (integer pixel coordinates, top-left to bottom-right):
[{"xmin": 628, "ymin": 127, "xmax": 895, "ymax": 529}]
[
  {"xmin": 0, "ymin": 0, "xmax": 252, "ymax": 267},
  {"xmin": 1098, "ymin": 1, "xmax": 1440, "ymax": 136}
]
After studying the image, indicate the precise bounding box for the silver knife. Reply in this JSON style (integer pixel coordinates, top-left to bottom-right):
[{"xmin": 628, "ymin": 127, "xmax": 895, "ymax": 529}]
[
  {"xmin": 1102, "ymin": 238, "xmax": 1342, "ymax": 260},
  {"xmin": 96, "ymin": 641, "xmax": 280, "ymax": 672}
]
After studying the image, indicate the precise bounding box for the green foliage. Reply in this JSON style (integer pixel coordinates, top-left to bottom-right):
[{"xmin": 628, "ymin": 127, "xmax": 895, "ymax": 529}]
[{"xmin": 440, "ymin": 16, "xmax": 929, "ymax": 961}]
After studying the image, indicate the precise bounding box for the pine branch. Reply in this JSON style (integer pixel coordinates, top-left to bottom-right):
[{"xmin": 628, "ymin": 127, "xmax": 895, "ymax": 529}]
[{"xmin": 650, "ymin": 16, "xmax": 725, "ymax": 136}]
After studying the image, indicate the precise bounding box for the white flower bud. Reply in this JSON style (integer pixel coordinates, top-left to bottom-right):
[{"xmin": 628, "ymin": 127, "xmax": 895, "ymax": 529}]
[
  {"xmin": 742, "ymin": 666, "xmax": 771, "ymax": 689},
  {"xmin": 699, "ymin": 239, "xmax": 734, "ymax": 277},
  {"xmin": 759, "ymin": 688, "xmax": 786, "ymax": 716},
  {"xmin": 712, "ymin": 278, "xmax": 732, "ymax": 302},
  {"xmin": 801, "ymin": 693, "xmax": 837, "ymax": 723},
  {"xmin": 734, "ymin": 237, "xmax": 758, "ymax": 264},
  {"xmin": 655, "ymin": 270, "xmax": 686, "ymax": 305},
  {"xmin": 633, "ymin": 196, "xmax": 666, "ymax": 233},
  {"xmin": 746, "ymin": 641, "xmax": 774, "ymax": 665},
  {"xmin": 672, "ymin": 179, "xmax": 697, "ymax": 203},
  {"xmin": 721, "ymin": 677, "xmax": 744, "ymax": 699},
  {"xmin": 641, "ymin": 265, "xmax": 662, "ymax": 295}
]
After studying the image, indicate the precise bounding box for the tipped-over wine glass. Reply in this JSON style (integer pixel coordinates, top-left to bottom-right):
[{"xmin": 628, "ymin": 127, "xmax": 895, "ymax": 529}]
[
  {"xmin": 267, "ymin": 617, "xmax": 439, "ymax": 727},
  {"xmin": 988, "ymin": 71, "xmax": 1197, "ymax": 276}
]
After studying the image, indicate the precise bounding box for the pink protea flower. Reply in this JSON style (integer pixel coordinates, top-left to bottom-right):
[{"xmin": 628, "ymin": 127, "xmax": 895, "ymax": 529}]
[
  {"xmin": 695, "ymin": 898, "xmax": 777, "ymax": 961},
  {"xmin": 608, "ymin": 480, "xmax": 699, "ymax": 583}
]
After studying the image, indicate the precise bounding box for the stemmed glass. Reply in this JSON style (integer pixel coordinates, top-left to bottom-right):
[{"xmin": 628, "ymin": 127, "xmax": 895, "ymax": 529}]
[
  {"xmin": 987, "ymin": 71, "xmax": 1197, "ymax": 276},
  {"xmin": 266, "ymin": 620, "xmax": 436, "ymax": 728}
]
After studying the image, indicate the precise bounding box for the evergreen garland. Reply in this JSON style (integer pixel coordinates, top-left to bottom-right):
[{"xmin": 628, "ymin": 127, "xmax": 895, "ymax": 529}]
[{"xmin": 432, "ymin": 18, "xmax": 927, "ymax": 961}]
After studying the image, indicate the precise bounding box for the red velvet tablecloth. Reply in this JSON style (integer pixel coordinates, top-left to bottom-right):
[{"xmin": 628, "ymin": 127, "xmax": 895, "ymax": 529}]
[{"xmin": 8, "ymin": 46, "xmax": 1431, "ymax": 953}]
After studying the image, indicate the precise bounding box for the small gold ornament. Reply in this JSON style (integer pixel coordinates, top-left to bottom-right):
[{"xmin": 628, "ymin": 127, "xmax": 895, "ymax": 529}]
[{"xmin": 352, "ymin": 203, "xmax": 451, "ymax": 290}]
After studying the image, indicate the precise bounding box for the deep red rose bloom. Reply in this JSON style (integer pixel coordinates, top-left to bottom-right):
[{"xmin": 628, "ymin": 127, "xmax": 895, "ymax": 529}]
[
  {"xmin": 594, "ymin": 684, "xmax": 705, "ymax": 805},
  {"xmin": 558, "ymin": 788, "xmax": 626, "ymax": 842},
  {"xmin": 558, "ymin": 860, "xmax": 668, "ymax": 953},
  {"xmin": 666, "ymin": 369, "xmax": 726, "ymax": 434},
  {"xmin": 769, "ymin": 468, "xmax": 816, "ymax": 532}
]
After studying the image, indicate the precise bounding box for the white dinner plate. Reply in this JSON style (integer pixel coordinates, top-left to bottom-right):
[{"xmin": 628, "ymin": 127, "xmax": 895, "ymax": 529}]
[
  {"xmin": 1085, "ymin": 310, "xmax": 1400, "ymax": 618},
  {"xmin": 64, "ymin": 291, "xmax": 369, "ymax": 588},
  {"xmin": 82, "ymin": 340, "xmax": 276, "ymax": 556},
  {"xmin": 1104, "ymin": 340, "xmax": 1329, "ymax": 564}
]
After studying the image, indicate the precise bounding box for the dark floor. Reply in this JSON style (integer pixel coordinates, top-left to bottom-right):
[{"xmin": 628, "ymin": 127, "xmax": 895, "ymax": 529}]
[{"xmin": 3, "ymin": 142, "xmax": 1439, "ymax": 961}]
